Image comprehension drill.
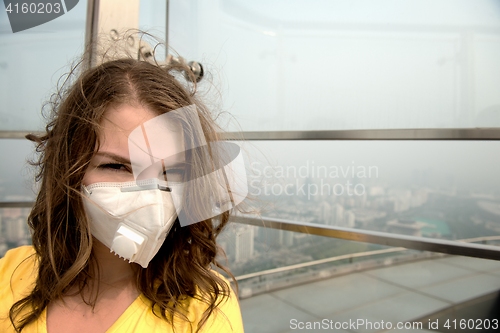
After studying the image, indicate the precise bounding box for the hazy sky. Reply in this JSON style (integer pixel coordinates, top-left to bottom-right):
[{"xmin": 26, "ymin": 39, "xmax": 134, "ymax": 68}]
[{"xmin": 170, "ymin": 0, "xmax": 500, "ymax": 131}]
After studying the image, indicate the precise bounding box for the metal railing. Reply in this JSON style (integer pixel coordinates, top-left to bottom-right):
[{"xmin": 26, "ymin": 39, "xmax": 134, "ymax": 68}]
[
  {"xmin": 4, "ymin": 128, "xmax": 500, "ymax": 140},
  {"xmin": 234, "ymin": 247, "xmax": 407, "ymax": 281},
  {"xmin": 2, "ymin": 198, "xmax": 500, "ymax": 262},
  {"xmin": 0, "ymin": 201, "xmax": 34, "ymax": 208},
  {"xmin": 232, "ymin": 215, "xmax": 500, "ymax": 261},
  {"xmin": 221, "ymin": 128, "xmax": 500, "ymax": 141}
]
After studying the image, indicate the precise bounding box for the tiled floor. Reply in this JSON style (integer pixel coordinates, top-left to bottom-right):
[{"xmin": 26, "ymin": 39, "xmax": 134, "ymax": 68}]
[{"xmin": 240, "ymin": 256, "xmax": 500, "ymax": 333}]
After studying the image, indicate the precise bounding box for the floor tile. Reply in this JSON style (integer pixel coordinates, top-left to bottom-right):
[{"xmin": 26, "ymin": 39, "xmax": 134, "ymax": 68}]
[
  {"xmin": 365, "ymin": 259, "xmax": 474, "ymax": 289},
  {"xmin": 271, "ymin": 273, "xmax": 406, "ymax": 317},
  {"xmin": 419, "ymin": 273, "xmax": 500, "ymax": 303},
  {"xmin": 434, "ymin": 256, "xmax": 500, "ymax": 272},
  {"xmin": 241, "ymin": 293, "xmax": 320, "ymax": 333},
  {"xmin": 329, "ymin": 292, "xmax": 449, "ymax": 333}
]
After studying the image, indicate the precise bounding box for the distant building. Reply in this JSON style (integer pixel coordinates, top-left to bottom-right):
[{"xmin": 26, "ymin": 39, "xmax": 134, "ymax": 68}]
[
  {"xmin": 369, "ymin": 186, "xmax": 385, "ymax": 196},
  {"xmin": 332, "ymin": 203, "xmax": 344, "ymax": 226},
  {"xmin": 4, "ymin": 216, "xmax": 28, "ymax": 244},
  {"xmin": 256, "ymin": 227, "xmax": 294, "ymax": 248},
  {"xmin": 257, "ymin": 226, "xmax": 278, "ymax": 248},
  {"xmin": 234, "ymin": 225, "xmax": 255, "ymax": 263},
  {"xmin": 318, "ymin": 201, "xmax": 332, "ymax": 224},
  {"xmin": 343, "ymin": 210, "xmax": 355, "ymax": 228},
  {"xmin": 387, "ymin": 219, "xmax": 427, "ymax": 237},
  {"xmin": 218, "ymin": 224, "xmax": 255, "ymax": 263}
]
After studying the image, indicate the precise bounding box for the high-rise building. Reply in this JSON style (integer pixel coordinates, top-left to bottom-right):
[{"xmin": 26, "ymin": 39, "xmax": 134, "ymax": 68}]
[
  {"xmin": 319, "ymin": 200, "xmax": 332, "ymax": 224},
  {"xmin": 234, "ymin": 225, "xmax": 255, "ymax": 263},
  {"xmin": 218, "ymin": 224, "xmax": 255, "ymax": 263},
  {"xmin": 4, "ymin": 217, "xmax": 27, "ymax": 244},
  {"xmin": 332, "ymin": 203, "xmax": 344, "ymax": 226},
  {"xmin": 343, "ymin": 210, "xmax": 356, "ymax": 228}
]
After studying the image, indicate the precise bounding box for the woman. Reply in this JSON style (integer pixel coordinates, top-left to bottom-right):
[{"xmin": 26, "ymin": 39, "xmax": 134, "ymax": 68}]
[{"xmin": 0, "ymin": 54, "xmax": 244, "ymax": 332}]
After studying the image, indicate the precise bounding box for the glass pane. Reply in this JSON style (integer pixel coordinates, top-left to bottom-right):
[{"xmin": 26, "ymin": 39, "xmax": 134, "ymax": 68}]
[
  {"xmin": 0, "ymin": 139, "xmax": 34, "ymax": 260},
  {"xmin": 139, "ymin": 0, "xmax": 167, "ymax": 61},
  {"xmin": 0, "ymin": 1, "xmax": 88, "ymax": 131},
  {"xmin": 0, "ymin": 139, "xmax": 36, "ymax": 203},
  {"xmin": 139, "ymin": 0, "xmax": 166, "ymax": 33},
  {"xmin": 243, "ymin": 140, "xmax": 500, "ymax": 241},
  {"xmin": 169, "ymin": 0, "xmax": 500, "ymax": 131},
  {"xmin": 0, "ymin": 207, "xmax": 31, "ymax": 257}
]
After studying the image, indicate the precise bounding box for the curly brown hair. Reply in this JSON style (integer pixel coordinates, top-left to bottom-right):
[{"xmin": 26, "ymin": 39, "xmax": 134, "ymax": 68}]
[{"xmin": 9, "ymin": 54, "xmax": 235, "ymax": 332}]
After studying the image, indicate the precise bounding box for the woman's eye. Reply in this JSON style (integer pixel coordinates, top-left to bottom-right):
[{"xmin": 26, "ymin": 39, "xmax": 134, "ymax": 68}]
[{"xmin": 99, "ymin": 163, "xmax": 129, "ymax": 172}]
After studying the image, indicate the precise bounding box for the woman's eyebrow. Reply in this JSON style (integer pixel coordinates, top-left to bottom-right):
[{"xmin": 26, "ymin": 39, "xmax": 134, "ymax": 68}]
[{"xmin": 95, "ymin": 151, "xmax": 131, "ymax": 165}]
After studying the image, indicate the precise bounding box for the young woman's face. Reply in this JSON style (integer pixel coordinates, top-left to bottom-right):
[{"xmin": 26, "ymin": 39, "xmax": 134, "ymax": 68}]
[{"xmin": 83, "ymin": 104, "xmax": 186, "ymax": 186}]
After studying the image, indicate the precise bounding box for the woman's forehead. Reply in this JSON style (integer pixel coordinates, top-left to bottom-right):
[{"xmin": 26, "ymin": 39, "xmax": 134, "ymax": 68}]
[
  {"xmin": 101, "ymin": 104, "xmax": 159, "ymax": 132},
  {"xmin": 98, "ymin": 104, "xmax": 185, "ymax": 157}
]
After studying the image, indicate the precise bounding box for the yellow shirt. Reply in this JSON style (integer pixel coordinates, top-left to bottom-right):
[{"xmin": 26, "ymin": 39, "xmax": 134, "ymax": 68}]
[{"xmin": 0, "ymin": 246, "xmax": 244, "ymax": 333}]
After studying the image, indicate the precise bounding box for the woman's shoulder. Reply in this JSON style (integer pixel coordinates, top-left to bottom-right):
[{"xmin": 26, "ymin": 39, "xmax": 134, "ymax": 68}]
[
  {"xmin": 0, "ymin": 246, "xmax": 38, "ymax": 328},
  {"xmin": 112, "ymin": 271, "xmax": 244, "ymax": 333},
  {"xmin": 0, "ymin": 246, "xmax": 38, "ymax": 299},
  {"xmin": 1, "ymin": 245, "xmax": 36, "ymax": 261},
  {"xmin": 0, "ymin": 245, "xmax": 37, "ymax": 273},
  {"xmin": 187, "ymin": 271, "xmax": 244, "ymax": 333}
]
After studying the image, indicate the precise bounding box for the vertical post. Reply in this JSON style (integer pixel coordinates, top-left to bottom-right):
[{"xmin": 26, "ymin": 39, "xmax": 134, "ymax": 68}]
[
  {"xmin": 165, "ymin": 0, "xmax": 169, "ymax": 61},
  {"xmin": 83, "ymin": 0, "xmax": 141, "ymax": 67},
  {"xmin": 84, "ymin": 0, "xmax": 97, "ymax": 68}
]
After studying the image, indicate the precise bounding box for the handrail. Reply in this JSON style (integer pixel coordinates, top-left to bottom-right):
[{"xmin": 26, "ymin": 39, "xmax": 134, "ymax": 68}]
[
  {"xmin": 231, "ymin": 215, "xmax": 500, "ymax": 261},
  {"xmin": 221, "ymin": 128, "xmax": 500, "ymax": 141},
  {"xmin": 234, "ymin": 235, "xmax": 500, "ymax": 281},
  {"xmin": 0, "ymin": 131, "xmax": 42, "ymax": 139},
  {"xmin": 0, "ymin": 201, "xmax": 34, "ymax": 208},
  {"xmin": 3, "ymin": 128, "xmax": 500, "ymax": 140}
]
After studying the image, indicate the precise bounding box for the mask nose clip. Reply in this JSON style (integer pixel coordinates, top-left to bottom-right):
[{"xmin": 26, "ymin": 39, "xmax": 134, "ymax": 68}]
[
  {"xmin": 82, "ymin": 185, "xmax": 92, "ymax": 196},
  {"xmin": 119, "ymin": 179, "xmax": 171, "ymax": 192},
  {"xmin": 158, "ymin": 183, "xmax": 171, "ymax": 192}
]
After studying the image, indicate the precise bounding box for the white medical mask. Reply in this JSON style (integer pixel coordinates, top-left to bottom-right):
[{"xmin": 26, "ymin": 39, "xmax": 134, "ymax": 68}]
[{"xmin": 82, "ymin": 179, "xmax": 183, "ymax": 268}]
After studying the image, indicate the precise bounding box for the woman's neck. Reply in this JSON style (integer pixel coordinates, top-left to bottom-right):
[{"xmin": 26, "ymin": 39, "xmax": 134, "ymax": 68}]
[
  {"xmin": 47, "ymin": 240, "xmax": 142, "ymax": 333},
  {"xmin": 91, "ymin": 239, "xmax": 138, "ymax": 286}
]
